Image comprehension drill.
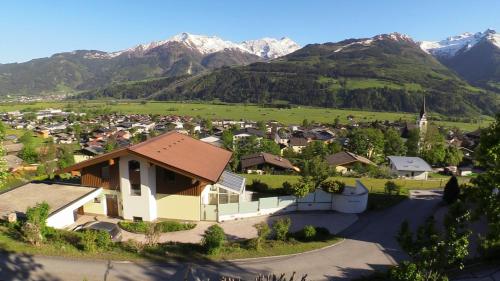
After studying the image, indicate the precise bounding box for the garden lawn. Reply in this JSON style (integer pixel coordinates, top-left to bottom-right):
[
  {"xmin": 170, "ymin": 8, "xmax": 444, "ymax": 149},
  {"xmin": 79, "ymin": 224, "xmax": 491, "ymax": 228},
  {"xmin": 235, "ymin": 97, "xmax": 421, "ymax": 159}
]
[
  {"xmin": 211, "ymin": 236, "xmax": 342, "ymax": 260},
  {"xmin": 242, "ymin": 174, "xmax": 454, "ymax": 193}
]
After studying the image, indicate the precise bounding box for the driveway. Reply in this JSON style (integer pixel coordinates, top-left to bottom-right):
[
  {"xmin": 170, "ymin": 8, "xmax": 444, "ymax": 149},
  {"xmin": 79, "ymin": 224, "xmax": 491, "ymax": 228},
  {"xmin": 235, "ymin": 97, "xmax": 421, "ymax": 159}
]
[
  {"xmin": 75, "ymin": 212, "xmax": 358, "ymax": 244},
  {"xmin": 0, "ymin": 190, "xmax": 443, "ymax": 281}
]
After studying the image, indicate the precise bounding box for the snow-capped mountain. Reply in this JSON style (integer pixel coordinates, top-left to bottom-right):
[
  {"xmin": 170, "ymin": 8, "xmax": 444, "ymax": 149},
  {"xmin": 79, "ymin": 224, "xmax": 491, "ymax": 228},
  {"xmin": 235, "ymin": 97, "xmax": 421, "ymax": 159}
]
[
  {"xmin": 420, "ymin": 29, "xmax": 499, "ymax": 58},
  {"xmin": 99, "ymin": 32, "xmax": 300, "ymax": 60},
  {"xmin": 241, "ymin": 37, "xmax": 301, "ymax": 59}
]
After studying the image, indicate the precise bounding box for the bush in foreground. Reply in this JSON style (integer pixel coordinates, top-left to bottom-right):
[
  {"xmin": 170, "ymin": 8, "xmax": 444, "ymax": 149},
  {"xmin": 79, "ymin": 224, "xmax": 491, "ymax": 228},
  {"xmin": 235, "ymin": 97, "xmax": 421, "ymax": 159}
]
[
  {"xmin": 273, "ymin": 217, "xmax": 291, "ymax": 241},
  {"xmin": 202, "ymin": 225, "xmax": 226, "ymax": 255}
]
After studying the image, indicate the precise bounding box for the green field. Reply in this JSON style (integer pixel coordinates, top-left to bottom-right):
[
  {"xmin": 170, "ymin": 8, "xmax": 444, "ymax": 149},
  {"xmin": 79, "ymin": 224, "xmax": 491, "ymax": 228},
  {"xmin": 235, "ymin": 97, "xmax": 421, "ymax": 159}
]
[
  {"xmin": 0, "ymin": 101, "xmax": 491, "ymax": 131},
  {"xmin": 241, "ymin": 174, "xmax": 454, "ymax": 193}
]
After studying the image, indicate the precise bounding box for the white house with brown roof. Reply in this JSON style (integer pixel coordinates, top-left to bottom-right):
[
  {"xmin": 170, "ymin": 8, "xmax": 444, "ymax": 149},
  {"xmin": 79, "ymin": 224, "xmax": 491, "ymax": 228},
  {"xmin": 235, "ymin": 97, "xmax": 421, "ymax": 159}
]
[{"xmin": 58, "ymin": 132, "xmax": 240, "ymax": 222}]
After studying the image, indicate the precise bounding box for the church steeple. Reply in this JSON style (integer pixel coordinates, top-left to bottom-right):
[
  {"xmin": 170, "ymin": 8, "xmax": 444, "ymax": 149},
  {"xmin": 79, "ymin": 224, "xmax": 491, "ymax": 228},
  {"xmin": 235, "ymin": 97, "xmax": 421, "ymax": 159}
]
[{"xmin": 419, "ymin": 94, "xmax": 426, "ymax": 119}]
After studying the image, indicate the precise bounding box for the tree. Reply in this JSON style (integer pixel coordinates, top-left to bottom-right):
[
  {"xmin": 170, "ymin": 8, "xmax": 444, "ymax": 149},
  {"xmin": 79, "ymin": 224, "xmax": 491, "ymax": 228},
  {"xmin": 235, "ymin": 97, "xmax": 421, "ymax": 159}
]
[
  {"xmin": 0, "ymin": 144, "xmax": 8, "ymax": 189},
  {"xmin": 22, "ymin": 202, "xmax": 50, "ymax": 246},
  {"xmin": 406, "ymin": 128, "xmax": 420, "ymax": 157},
  {"xmin": 321, "ymin": 179, "xmax": 345, "ymax": 194},
  {"xmin": 201, "ymin": 118, "xmax": 213, "ymax": 133},
  {"xmin": 253, "ymin": 222, "xmax": 271, "ymax": 250},
  {"xmin": 420, "ymin": 126, "xmax": 446, "ymax": 165},
  {"xmin": 347, "ymin": 128, "xmax": 385, "ymax": 163},
  {"xmin": 443, "ymin": 146, "xmax": 463, "ymax": 166},
  {"xmin": 384, "ymin": 128, "xmax": 407, "ymax": 157},
  {"xmin": 256, "ymin": 121, "xmax": 266, "ymax": 132},
  {"xmin": 19, "ymin": 144, "xmax": 38, "ymax": 164},
  {"xmin": 470, "ymin": 114, "xmax": 500, "ymax": 258},
  {"xmin": 301, "ymin": 157, "xmax": 333, "ymax": 188},
  {"xmin": 290, "ymin": 176, "xmax": 314, "ymax": 198},
  {"xmin": 394, "ymin": 203, "xmax": 471, "ymax": 281},
  {"xmin": 0, "ymin": 121, "xmax": 6, "ymax": 140},
  {"xmin": 385, "ymin": 181, "xmax": 401, "ymax": 195},
  {"xmin": 260, "ymin": 139, "xmax": 281, "ymax": 155},
  {"xmin": 221, "ymin": 130, "xmax": 234, "ymax": 150},
  {"xmin": 443, "ymin": 176, "xmax": 460, "ymax": 204},
  {"xmin": 57, "ymin": 144, "xmax": 75, "ymax": 169},
  {"xmin": 104, "ymin": 136, "xmax": 118, "ymax": 152}
]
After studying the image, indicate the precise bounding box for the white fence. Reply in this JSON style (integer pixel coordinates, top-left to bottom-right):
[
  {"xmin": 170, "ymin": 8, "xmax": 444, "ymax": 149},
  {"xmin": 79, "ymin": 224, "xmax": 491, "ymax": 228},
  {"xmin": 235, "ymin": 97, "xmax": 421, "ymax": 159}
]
[{"xmin": 217, "ymin": 180, "xmax": 368, "ymax": 222}]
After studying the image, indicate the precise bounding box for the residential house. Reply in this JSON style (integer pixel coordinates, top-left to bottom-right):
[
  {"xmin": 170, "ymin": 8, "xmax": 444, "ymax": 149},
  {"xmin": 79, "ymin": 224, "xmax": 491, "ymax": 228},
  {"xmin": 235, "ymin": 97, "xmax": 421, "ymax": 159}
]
[
  {"xmin": 240, "ymin": 152, "xmax": 298, "ymax": 174},
  {"xmin": 59, "ymin": 132, "xmax": 238, "ymax": 222},
  {"xmin": 325, "ymin": 151, "xmax": 375, "ymax": 174},
  {"xmin": 288, "ymin": 137, "xmax": 308, "ymax": 153},
  {"xmin": 387, "ymin": 156, "xmax": 432, "ymax": 180},
  {"xmin": 200, "ymin": 136, "xmax": 224, "ymax": 147}
]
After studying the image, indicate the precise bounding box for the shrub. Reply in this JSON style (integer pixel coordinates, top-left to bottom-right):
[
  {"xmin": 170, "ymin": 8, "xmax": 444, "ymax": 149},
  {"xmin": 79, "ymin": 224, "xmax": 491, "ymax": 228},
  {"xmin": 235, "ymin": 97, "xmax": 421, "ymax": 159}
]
[
  {"xmin": 314, "ymin": 227, "xmax": 330, "ymax": 240},
  {"xmin": 122, "ymin": 239, "xmax": 145, "ymax": 254},
  {"xmin": 321, "ymin": 179, "xmax": 346, "ymax": 194},
  {"xmin": 253, "ymin": 222, "xmax": 271, "ymax": 250},
  {"xmin": 157, "ymin": 221, "xmax": 196, "ymax": 232},
  {"xmin": 273, "ymin": 217, "xmax": 291, "ymax": 241},
  {"xmin": 145, "ymin": 223, "xmax": 161, "ymax": 247},
  {"xmin": 443, "ymin": 176, "xmax": 460, "ymax": 204},
  {"xmin": 249, "ymin": 179, "xmax": 270, "ymax": 193},
  {"xmin": 80, "ymin": 230, "xmax": 98, "ymax": 252},
  {"xmin": 22, "ymin": 202, "xmax": 50, "ymax": 246},
  {"xmin": 299, "ymin": 225, "xmax": 317, "ymax": 241},
  {"xmin": 202, "ymin": 225, "xmax": 226, "ymax": 255},
  {"xmin": 384, "ymin": 181, "xmax": 401, "ymax": 195},
  {"xmin": 290, "ymin": 177, "xmax": 314, "ymax": 198},
  {"xmin": 95, "ymin": 230, "xmax": 112, "ymax": 250},
  {"xmin": 118, "ymin": 220, "xmax": 196, "ymax": 234}
]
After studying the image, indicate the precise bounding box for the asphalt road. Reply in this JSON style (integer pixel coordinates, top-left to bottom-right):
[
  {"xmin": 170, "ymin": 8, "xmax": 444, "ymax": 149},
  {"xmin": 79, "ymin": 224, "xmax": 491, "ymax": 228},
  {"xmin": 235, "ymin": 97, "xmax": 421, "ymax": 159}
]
[{"xmin": 0, "ymin": 190, "xmax": 442, "ymax": 281}]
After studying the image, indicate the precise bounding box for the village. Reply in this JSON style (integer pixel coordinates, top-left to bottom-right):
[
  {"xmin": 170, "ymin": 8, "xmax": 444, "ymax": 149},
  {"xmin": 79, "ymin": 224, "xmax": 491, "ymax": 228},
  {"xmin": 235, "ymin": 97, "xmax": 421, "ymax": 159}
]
[
  {"xmin": 0, "ymin": 100, "xmax": 479, "ymax": 181},
  {"xmin": 0, "ymin": 100, "xmax": 493, "ymax": 281}
]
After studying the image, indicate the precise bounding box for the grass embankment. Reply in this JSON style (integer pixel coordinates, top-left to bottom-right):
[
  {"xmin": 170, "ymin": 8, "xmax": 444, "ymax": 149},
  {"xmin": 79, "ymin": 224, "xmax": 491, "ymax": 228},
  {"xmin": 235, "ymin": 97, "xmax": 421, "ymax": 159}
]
[{"xmin": 0, "ymin": 101, "xmax": 490, "ymax": 131}]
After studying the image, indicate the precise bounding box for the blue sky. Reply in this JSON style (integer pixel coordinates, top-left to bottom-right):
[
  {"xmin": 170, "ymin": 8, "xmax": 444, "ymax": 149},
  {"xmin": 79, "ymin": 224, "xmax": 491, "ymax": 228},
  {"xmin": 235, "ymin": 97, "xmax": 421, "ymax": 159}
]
[{"xmin": 1, "ymin": 0, "xmax": 499, "ymax": 63}]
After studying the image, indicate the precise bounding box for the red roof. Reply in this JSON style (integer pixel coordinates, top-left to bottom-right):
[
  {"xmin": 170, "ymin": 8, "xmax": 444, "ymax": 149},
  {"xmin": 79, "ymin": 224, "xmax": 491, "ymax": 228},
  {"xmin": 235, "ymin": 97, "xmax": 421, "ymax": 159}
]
[{"xmin": 60, "ymin": 132, "xmax": 232, "ymax": 183}]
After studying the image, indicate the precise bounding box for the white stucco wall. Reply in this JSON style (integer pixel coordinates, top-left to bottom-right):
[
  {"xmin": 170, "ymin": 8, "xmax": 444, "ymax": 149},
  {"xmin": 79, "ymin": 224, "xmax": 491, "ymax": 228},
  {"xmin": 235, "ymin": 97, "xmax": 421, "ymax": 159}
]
[
  {"xmin": 119, "ymin": 155, "xmax": 157, "ymax": 221},
  {"xmin": 392, "ymin": 169, "xmax": 428, "ymax": 180},
  {"xmin": 47, "ymin": 188, "xmax": 102, "ymax": 229},
  {"xmin": 332, "ymin": 181, "xmax": 368, "ymax": 213}
]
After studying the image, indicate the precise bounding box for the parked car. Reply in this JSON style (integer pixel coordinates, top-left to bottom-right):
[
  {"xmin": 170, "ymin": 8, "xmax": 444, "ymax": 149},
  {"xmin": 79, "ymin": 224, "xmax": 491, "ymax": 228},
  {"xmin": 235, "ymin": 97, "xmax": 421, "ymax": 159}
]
[{"xmin": 73, "ymin": 221, "xmax": 122, "ymax": 242}]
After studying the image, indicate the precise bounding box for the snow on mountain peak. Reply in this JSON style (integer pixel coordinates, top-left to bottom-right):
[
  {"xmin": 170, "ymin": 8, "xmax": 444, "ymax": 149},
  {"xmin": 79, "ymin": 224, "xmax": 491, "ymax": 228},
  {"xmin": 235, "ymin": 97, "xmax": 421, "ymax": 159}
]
[
  {"xmin": 420, "ymin": 29, "xmax": 499, "ymax": 58},
  {"xmin": 101, "ymin": 33, "xmax": 300, "ymax": 60},
  {"xmin": 241, "ymin": 37, "xmax": 301, "ymax": 59}
]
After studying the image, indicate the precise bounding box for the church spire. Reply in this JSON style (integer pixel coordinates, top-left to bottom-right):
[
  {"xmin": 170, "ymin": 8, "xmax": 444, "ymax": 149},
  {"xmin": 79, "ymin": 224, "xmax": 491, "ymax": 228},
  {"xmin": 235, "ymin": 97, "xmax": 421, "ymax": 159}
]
[{"xmin": 419, "ymin": 94, "xmax": 426, "ymax": 119}]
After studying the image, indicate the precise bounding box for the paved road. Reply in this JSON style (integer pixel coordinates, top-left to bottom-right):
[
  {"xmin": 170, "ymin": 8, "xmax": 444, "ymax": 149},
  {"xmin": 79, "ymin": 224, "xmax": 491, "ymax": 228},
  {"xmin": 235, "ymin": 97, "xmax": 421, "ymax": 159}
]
[{"xmin": 0, "ymin": 190, "xmax": 442, "ymax": 281}]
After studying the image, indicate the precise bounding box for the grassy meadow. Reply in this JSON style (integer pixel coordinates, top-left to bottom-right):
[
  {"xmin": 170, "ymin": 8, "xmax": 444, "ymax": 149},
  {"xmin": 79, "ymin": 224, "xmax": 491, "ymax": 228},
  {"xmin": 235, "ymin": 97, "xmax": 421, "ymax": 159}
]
[{"xmin": 0, "ymin": 101, "xmax": 491, "ymax": 131}]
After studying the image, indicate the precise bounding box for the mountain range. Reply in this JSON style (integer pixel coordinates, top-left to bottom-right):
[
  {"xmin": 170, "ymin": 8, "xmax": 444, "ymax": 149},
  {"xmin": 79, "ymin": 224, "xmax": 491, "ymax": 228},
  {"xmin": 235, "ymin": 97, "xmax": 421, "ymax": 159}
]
[
  {"xmin": 420, "ymin": 29, "xmax": 500, "ymax": 92},
  {"xmin": 0, "ymin": 33, "xmax": 300, "ymax": 96},
  {"xmin": 1, "ymin": 30, "xmax": 499, "ymax": 116}
]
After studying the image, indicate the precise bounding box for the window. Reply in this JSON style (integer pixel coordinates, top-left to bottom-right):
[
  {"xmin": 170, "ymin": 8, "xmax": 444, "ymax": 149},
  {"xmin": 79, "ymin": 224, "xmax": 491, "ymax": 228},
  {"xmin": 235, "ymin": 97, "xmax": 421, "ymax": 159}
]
[
  {"xmin": 129, "ymin": 160, "xmax": 141, "ymax": 196},
  {"xmin": 101, "ymin": 166, "xmax": 110, "ymax": 180},
  {"xmin": 133, "ymin": 216, "xmax": 142, "ymax": 222},
  {"xmin": 93, "ymin": 196, "xmax": 101, "ymax": 203}
]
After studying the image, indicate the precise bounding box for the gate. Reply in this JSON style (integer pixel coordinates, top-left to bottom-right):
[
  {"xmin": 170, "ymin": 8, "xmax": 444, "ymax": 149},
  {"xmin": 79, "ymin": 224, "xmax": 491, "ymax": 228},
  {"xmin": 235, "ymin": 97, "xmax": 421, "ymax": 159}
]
[{"xmin": 201, "ymin": 204, "xmax": 218, "ymax": 221}]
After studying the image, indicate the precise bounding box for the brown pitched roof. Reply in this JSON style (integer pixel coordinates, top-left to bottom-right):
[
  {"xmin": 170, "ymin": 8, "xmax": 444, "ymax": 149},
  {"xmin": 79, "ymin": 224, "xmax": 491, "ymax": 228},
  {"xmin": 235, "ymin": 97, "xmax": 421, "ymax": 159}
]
[
  {"xmin": 289, "ymin": 137, "xmax": 308, "ymax": 147},
  {"xmin": 325, "ymin": 151, "xmax": 375, "ymax": 167},
  {"xmin": 59, "ymin": 132, "xmax": 232, "ymax": 183},
  {"xmin": 241, "ymin": 152, "xmax": 294, "ymax": 170}
]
